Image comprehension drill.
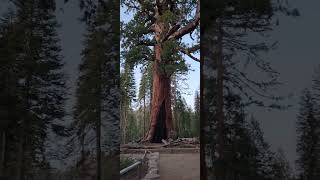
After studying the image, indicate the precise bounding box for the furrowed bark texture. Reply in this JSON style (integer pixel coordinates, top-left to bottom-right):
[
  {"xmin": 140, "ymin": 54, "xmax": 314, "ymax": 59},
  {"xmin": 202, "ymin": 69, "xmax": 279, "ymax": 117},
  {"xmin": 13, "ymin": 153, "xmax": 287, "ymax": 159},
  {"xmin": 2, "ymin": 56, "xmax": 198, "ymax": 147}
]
[
  {"xmin": 146, "ymin": 44, "xmax": 173, "ymax": 142},
  {"xmin": 144, "ymin": 0, "xmax": 200, "ymax": 143}
]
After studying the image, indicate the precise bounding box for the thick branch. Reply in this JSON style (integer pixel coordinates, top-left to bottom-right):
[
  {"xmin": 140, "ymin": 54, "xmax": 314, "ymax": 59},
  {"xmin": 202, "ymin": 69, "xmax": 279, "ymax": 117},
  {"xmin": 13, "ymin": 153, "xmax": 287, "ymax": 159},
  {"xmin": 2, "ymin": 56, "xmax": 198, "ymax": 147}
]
[
  {"xmin": 186, "ymin": 44, "xmax": 200, "ymax": 53},
  {"xmin": 162, "ymin": 24, "xmax": 181, "ymax": 42},
  {"xmin": 148, "ymin": 24, "xmax": 156, "ymax": 33},
  {"xmin": 179, "ymin": 46, "xmax": 200, "ymax": 62},
  {"xmin": 167, "ymin": 0, "xmax": 200, "ymax": 40}
]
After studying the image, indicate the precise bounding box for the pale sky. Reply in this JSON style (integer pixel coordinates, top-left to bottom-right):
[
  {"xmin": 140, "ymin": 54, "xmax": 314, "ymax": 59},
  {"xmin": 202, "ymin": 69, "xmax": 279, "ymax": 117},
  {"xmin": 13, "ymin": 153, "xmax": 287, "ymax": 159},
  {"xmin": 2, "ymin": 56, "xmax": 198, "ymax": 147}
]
[{"xmin": 248, "ymin": 0, "xmax": 320, "ymax": 170}]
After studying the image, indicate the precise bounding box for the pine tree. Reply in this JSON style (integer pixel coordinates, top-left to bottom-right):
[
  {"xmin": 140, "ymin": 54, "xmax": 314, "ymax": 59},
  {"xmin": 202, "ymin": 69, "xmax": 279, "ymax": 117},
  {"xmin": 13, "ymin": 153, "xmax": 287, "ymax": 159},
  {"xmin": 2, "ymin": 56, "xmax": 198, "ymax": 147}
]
[
  {"xmin": 171, "ymin": 73, "xmax": 178, "ymax": 134},
  {"xmin": 201, "ymin": 0, "xmax": 298, "ymax": 179},
  {"xmin": 247, "ymin": 117, "xmax": 279, "ymax": 180},
  {"xmin": 296, "ymin": 89, "xmax": 320, "ymax": 180},
  {"xmin": 205, "ymin": 92, "xmax": 292, "ymax": 180},
  {"xmin": 173, "ymin": 92, "xmax": 193, "ymax": 137},
  {"xmin": 138, "ymin": 61, "xmax": 153, "ymax": 139},
  {"xmin": 73, "ymin": 1, "xmax": 120, "ymax": 179},
  {"xmin": 126, "ymin": 110, "xmax": 140, "ymax": 142},
  {"xmin": 0, "ymin": 0, "xmax": 66, "ymax": 179},
  {"xmin": 120, "ymin": 56, "xmax": 136, "ymax": 143},
  {"xmin": 272, "ymin": 148, "xmax": 293, "ymax": 180},
  {"xmin": 193, "ymin": 90, "xmax": 200, "ymax": 137},
  {"xmin": 312, "ymin": 65, "xmax": 320, "ymax": 100}
]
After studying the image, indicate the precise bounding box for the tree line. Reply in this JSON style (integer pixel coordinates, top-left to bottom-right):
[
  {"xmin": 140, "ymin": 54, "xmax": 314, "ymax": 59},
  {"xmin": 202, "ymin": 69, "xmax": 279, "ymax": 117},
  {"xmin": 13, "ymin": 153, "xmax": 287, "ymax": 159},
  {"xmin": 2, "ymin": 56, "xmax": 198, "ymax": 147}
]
[{"xmin": 296, "ymin": 66, "xmax": 320, "ymax": 180}]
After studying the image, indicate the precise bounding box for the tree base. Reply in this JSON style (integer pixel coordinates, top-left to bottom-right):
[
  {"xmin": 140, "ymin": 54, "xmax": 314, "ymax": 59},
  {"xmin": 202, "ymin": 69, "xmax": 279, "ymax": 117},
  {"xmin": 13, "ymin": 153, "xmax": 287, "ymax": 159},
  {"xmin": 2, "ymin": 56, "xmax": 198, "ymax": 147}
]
[{"xmin": 145, "ymin": 101, "xmax": 168, "ymax": 143}]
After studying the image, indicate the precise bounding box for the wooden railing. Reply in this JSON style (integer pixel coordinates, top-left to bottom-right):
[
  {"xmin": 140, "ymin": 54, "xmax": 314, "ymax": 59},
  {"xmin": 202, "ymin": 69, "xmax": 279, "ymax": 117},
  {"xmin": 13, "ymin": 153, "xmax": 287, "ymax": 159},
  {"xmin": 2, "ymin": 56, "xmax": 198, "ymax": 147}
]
[
  {"xmin": 120, "ymin": 160, "xmax": 143, "ymax": 180},
  {"xmin": 120, "ymin": 151, "xmax": 147, "ymax": 180}
]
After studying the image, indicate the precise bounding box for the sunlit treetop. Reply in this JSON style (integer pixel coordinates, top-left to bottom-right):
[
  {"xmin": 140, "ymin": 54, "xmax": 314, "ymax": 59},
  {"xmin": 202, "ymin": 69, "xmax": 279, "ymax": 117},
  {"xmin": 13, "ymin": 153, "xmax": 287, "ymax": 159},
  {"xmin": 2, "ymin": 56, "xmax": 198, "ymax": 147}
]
[{"xmin": 121, "ymin": 0, "xmax": 200, "ymax": 75}]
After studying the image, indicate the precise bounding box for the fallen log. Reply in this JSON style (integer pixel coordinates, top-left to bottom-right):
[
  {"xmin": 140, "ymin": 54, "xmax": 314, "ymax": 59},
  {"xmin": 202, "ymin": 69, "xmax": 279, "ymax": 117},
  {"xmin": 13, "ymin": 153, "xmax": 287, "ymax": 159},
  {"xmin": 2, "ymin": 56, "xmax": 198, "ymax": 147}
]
[{"xmin": 121, "ymin": 144, "xmax": 168, "ymax": 149}]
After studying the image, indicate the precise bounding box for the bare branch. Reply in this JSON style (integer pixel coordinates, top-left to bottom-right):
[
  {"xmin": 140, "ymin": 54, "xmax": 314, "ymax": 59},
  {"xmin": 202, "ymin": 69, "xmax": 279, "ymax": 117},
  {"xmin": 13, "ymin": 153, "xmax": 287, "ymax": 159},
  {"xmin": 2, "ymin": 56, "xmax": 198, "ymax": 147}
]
[
  {"xmin": 178, "ymin": 46, "xmax": 200, "ymax": 62},
  {"xmin": 186, "ymin": 44, "xmax": 200, "ymax": 53},
  {"xmin": 162, "ymin": 24, "xmax": 181, "ymax": 42},
  {"xmin": 167, "ymin": 0, "xmax": 200, "ymax": 40}
]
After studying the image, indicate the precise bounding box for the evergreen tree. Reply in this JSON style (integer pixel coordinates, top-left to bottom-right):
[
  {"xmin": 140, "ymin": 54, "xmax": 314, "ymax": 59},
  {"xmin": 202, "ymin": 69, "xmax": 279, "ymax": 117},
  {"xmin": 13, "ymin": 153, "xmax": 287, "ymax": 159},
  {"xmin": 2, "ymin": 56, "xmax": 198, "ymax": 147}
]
[
  {"xmin": 125, "ymin": 110, "xmax": 140, "ymax": 142},
  {"xmin": 138, "ymin": 61, "xmax": 153, "ymax": 138},
  {"xmin": 170, "ymin": 70, "xmax": 190, "ymax": 135},
  {"xmin": 120, "ymin": 60, "xmax": 136, "ymax": 143},
  {"xmin": 204, "ymin": 91, "xmax": 293, "ymax": 180},
  {"xmin": 0, "ymin": 0, "xmax": 66, "ymax": 179},
  {"xmin": 173, "ymin": 92, "xmax": 193, "ymax": 138},
  {"xmin": 272, "ymin": 148, "xmax": 293, "ymax": 180},
  {"xmin": 201, "ymin": 0, "xmax": 298, "ymax": 179},
  {"xmin": 73, "ymin": 1, "xmax": 120, "ymax": 179},
  {"xmin": 296, "ymin": 89, "xmax": 320, "ymax": 180},
  {"xmin": 247, "ymin": 117, "xmax": 279, "ymax": 180},
  {"xmin": 312, "ymin": 65, "xmax": 320, "ymax": 102},
  {"xmin": 193, "ymin": 90, "xmax": 200, "ymax": 137}
]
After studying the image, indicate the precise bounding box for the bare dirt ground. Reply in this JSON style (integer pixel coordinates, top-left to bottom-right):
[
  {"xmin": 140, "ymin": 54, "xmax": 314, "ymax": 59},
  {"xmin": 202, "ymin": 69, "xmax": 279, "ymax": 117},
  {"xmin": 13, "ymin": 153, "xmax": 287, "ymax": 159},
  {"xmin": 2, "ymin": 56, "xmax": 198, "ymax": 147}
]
[{"xmin": 159, "ymin": 153, "xmax": 200, "ymax": 180}]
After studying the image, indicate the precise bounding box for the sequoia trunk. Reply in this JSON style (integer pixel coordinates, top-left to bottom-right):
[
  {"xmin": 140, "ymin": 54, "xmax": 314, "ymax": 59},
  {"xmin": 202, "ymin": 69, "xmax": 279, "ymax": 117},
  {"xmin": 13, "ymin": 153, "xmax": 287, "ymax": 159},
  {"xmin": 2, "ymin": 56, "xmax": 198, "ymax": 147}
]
[
  {"xmin": 145, "ymin": 66, "xmax": 172, "ymax": 142},
  {"xmin": 145, "ymin": 43, "xmax": 173, "ymax": 142}
]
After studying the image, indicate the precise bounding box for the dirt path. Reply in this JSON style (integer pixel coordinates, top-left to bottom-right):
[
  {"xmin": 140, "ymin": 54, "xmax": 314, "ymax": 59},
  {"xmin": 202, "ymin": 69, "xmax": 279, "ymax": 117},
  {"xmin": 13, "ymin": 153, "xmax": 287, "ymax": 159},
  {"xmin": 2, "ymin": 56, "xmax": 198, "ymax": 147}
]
[{"xmin": 159, "ymin": 153, "xmax": 200, "ymax": 180}]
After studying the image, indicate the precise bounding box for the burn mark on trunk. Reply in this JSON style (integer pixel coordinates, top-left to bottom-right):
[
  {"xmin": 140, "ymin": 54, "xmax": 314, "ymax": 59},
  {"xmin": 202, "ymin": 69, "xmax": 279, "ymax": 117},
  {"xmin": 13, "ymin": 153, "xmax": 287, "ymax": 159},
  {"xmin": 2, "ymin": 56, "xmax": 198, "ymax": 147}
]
[{"xmin": 151, "ymin": 100, "xmax": 167, "ymax": 143}]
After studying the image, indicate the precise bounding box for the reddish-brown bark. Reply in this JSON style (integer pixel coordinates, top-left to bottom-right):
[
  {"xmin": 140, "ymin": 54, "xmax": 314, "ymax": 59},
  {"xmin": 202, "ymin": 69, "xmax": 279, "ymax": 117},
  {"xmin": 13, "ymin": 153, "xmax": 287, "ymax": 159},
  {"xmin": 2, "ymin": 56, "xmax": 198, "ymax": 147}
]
[
  {"xmin": 145, "ymin": 44, "xmax": 173, "ymax": 142},
  {"xmin": 143, "ymin": 0, "xmax": 200, "ymax": 143}
]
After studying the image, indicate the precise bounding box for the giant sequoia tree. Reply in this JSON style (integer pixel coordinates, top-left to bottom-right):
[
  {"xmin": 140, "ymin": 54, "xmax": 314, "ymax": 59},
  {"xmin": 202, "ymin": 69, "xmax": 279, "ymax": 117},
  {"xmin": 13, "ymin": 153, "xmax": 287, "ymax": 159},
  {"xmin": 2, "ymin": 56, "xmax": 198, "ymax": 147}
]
[{"xmin": 121, "ymin": 0, "xmax": 200, "ymax": 143}]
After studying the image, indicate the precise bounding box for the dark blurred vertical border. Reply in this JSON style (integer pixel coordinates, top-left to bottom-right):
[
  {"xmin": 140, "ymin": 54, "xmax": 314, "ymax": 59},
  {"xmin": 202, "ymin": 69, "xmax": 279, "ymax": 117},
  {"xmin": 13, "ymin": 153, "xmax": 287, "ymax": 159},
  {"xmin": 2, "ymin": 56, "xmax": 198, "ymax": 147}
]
[
  {"xmin": 69, "ymin": 0, "xmax": 121, "ymax": 179},
  {"xmin": 0, "ymin": 0, "xmax": 120, "ymax": 179},
  {"xmin": 199, "ymin": 1, "xmax": 214, "ymax": 178},
  {"xmin": 200, "ymin": 1, "xmax": 300, "ymax": 180}
]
